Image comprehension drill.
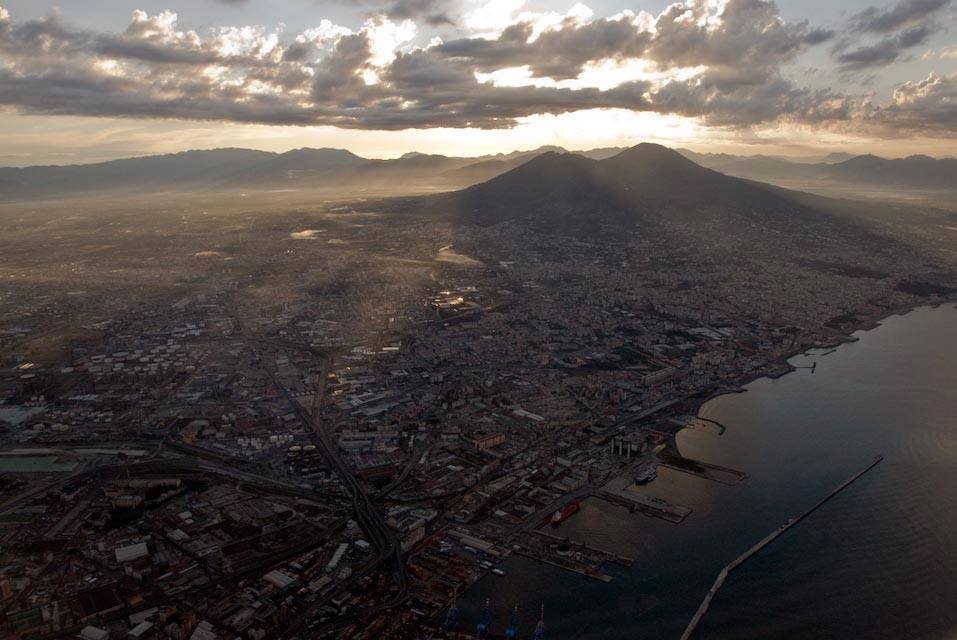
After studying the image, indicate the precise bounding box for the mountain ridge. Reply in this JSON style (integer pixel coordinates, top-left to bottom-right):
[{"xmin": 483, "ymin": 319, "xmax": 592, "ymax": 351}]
[
  {"xmin": 1, "ymin": 143, "xmax": 954, "ymax": 202},
  {"xmin": 404, "ymin": 143, "xmax": 840, "ymax": 236}
]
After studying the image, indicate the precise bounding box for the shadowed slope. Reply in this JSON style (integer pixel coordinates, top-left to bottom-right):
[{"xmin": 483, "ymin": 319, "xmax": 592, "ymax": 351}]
[
  {"xmin": 428, "ymin": 143, "xmax": 827, "ymax": 233},
  {"xmin": 440, "ymin": 151, "xmax": 634, "ymax": 230}
]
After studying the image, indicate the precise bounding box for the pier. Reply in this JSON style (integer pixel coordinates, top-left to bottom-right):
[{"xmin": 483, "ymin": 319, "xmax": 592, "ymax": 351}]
[
  {"xmin": 672, "ymin": 415, "xmax": 727, "ymax": 435},
  {"xmin": 514, "ymin": 531, "xmax": 634, "ymax": 582},
  {"xmin": 532, "ymin": 530, "xmax": 634, "ymax": 567},
  {"xmin": 598, "ymin": 475, "xmax": 692, "ymax": 523},
  {"xmin": 657, "ymin": 450, "xmax": 748, "ymax": 486},
  {"xmin": 679, "ymin": 455, "xmax": 884, "ymax": 640}
]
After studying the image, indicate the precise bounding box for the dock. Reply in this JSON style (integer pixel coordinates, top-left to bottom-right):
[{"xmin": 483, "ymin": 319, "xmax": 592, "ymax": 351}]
[
  {"xmin": 513, "ymin": 530, "xmax": 635, "ymax": 583},
  {"xmin": 679, "ymin": 455, "xmax": 884, "ymax": 640},
  {"xmin": 657, "ymin": 451, "xmax": 748, "ymax": 486},
  {"xmin": 672, "ymin": 415, "xmax": 726, "ymax": 435},
  {"xmin": 532, "ymin": 530, "xmax": 634, "ymax": 567},
  {"xmin": 597, "ymin": 475, "xmax": 692, "ymax": 523}
]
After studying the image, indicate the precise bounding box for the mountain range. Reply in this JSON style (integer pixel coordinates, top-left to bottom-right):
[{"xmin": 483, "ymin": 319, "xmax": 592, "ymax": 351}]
[
  {"xmin": 679, "ymin": 150, "xmax": 957, "ymax": 190},
  {"xmin": 0, "ymin": 144, "xmax": 953, "ymax": 203},
  {"xmin": 388, "ymin": 144, "xmax": 884, "ymax": 243},
  {"xmin": 0, "ymin": 145, "xmax": 565, "ymax": 201},
  {"xmin": 369, "ymin": 142, "xmax": 950, "ymax": 306}
]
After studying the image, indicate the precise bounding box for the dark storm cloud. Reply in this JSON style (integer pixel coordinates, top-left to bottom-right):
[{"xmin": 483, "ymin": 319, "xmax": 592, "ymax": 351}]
[
  {"xmin": 833, "ymin": 22, "xmax": 938, "ymax": 69},
  {"xmin": 312, "ymin": 32, "xmax": 375, "ymax": 101},
  {"xmin": 385, "ymin": 0, "xmax": 455, "ymax": 26},
  {"xmin": 861, "ymin": 72, "xmax": 957, "ymax": 135},
  {"xmin": 318, "ymin": 0, "xmax": 455, "ymax": 26},
  {"xmin": 0, "ymin": 64, "xmax": 323, "ymax": 125},
  {"xmin": 651, "ymin": 68, "xmax": 851, "ymax": 127},
  {"xmin": 831, "ymin": 0, "xmax": 950, "ymax": 71},
  {"xmin": 435, "ymin": 16, "xmax": 650, "ymax": 79},
  {"xmin": 0, "ymin": 10, "xmax": 217, "ymax": 69},
  {"xmin": 0, "ymin": 10, "xmax": 91, "ymax": 58},
  {"xmin": 647, "ymin": 0, "xmax": 832, "ymax": 71},
  {"xmin": 850, "ymin": 0, "xmax": 951, "ymax": 33},
  {"xmin": 804, "ymin": 28, "xmax": 837, "ymax": 45},
  {"xmin": 93, "ymin": 37, "xmax": 220, "ymax": 65},
  {"xmin": 0, "ymin": 0, "xmax": 950, "ymax": 136}
]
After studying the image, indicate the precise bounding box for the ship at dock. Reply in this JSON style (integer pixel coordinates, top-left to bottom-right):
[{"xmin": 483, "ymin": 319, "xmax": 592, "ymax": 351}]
[{"xmin": 550, "ymin": 501, "xmax": 581, "ymax": 527}]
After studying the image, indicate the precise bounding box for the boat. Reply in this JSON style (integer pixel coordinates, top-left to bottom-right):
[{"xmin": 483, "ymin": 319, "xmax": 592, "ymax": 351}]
[
  {"xmin": 492, "ymin": 568, "xmax": 505, "ymax": 576},
  {"xmin": 550, "ymin": 500, "xmax": 581, "ymax": 527}
]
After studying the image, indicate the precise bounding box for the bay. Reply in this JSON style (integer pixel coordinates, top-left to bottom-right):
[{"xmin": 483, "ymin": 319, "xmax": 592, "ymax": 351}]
[{"xmin": 459, "ymin": 304, "xmax": 957, "ymax": 640}]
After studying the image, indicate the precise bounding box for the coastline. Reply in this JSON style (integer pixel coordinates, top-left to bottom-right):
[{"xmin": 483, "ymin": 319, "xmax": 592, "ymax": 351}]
[
  {"xmin": 458, "ymin": 296, "xmax": 957, "ymax": 640},
  {"xmin": 690, "ymin": 298, "xmax": 957, "ymax": 418},
  {"xmin": 451, "ymin": 299, "xmax": 957, "ymax": 623}
]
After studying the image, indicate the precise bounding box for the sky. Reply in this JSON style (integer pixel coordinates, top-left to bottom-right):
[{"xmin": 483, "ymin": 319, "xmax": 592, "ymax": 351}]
[{"xmin": 0, "ymin": 0, "xmax": 955, "ymax": 165}]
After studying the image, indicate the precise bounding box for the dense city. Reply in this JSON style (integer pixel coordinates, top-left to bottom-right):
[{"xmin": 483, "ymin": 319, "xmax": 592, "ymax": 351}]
[{"xmin": 1, "ymin": 179, "xmax": 954, "ymax": 640}]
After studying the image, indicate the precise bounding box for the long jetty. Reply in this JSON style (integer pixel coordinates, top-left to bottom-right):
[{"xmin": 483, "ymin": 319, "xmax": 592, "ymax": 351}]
[{"xmin": 679, "ymin": 455, "xmax": 884, "ymax": 640}]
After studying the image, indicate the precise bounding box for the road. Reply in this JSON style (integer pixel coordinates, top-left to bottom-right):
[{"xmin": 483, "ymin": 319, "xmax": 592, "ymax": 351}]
[{"xmin": 268, "ymin": 346, "xmax": 410, "ymax": 635}]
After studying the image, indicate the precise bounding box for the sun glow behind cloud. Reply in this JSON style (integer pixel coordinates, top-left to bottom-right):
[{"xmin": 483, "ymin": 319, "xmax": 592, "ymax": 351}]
[
  {"xmin": 0, "ymin": 0, "xmax": 954, "ymax": 163},
  {"xmin": 475, "ymin": 59, "xmax": 706, "ymax": 91},
  {"xmin": 1, "ymin": 104, "xmax": 955, "ymax": 168}
]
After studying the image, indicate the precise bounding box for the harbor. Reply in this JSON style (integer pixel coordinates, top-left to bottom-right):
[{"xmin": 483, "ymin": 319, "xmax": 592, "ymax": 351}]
[
  {"xmin": 514, "ymin": 530, "xmax": 634, "ymax": 583},
  {"xmin": 679, "ymin": 455, "xmax": 885, "ymax": 640},
  {"xmin": 459, "ymin": 307, "xmax": 957, "ymax": 640},
  {"xmin": 597, "ymin": 474, "xmax": 693, "ymax": 523},
  {"xmin": 656, "ymin": 449, "xmax": 749, "ymax": 486}
]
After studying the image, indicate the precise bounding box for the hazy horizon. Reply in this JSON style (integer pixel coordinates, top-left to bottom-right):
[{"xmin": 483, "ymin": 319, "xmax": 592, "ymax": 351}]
[
  {"xmin": 0, "ymin": 140, "xmax": 954, "ymax": 170},
  {"xmin": 1, "ymin": 0, "xmax": 956, "ymax": 165},
  {"xmin": 1, "ymin": 2, "xmax": 956, "ymax": 640}
]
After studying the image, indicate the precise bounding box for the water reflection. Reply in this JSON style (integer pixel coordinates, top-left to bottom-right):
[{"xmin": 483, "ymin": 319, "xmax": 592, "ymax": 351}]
[{"xmin": 462, "ymin": 305, "xmax": 957, "ymax": 640}]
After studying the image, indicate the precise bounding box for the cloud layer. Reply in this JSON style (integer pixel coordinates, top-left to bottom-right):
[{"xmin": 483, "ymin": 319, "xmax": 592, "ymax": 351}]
[
  {"xmin": 832, "ymin": 0, "xmax": 951, "ymax": 70},
  {"xmin": 0, "ymin": 0, "xmax": 953, "ymax": 137}
]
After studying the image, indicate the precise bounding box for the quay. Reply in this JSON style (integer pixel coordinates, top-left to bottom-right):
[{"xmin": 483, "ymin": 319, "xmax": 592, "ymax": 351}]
[
  {"xmin": 531, "ymin": 530, "xmax": 634, "ymax": 567},
  {"xmin": 679, "ymin": 455, "xmax": 885, "ymax": 640},
  {"xmin": 671, "ymin": 415, "xmax": 727, "ymax": 435},
  {"xmin": 597, "ymin": 475, "xmax": 692, "ymax": 523},
  {"xmin": 657, "ymin": 452, "xmax": 748, "ymax": 486},
  {"xmin": 513, "ymin": 530, "xmax": 636, "ymax": 583},
  {"xmin": 514, "ymin": 548, "xmax": 613, "ymax": 583}
]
